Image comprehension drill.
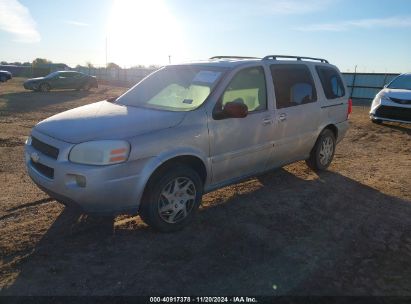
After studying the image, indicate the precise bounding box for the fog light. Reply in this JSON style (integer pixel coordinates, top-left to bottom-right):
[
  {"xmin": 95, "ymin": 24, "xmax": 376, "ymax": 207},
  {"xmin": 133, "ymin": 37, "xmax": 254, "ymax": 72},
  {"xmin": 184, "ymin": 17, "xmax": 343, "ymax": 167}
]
[
  {"xmin": 75, "ymin": 175, "xmax": 86, "ymax": 187},
  {"xmin": 65, "ymin": 174, "xmax": 87, "ymax": 188}
]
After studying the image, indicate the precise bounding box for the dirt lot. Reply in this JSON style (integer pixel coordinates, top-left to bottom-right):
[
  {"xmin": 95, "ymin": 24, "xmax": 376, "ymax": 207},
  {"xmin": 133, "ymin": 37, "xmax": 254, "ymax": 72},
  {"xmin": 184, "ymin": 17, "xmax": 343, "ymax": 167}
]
[{"xmin": 0, "ymin": 78, "xmax": 410, "ymax": 296}]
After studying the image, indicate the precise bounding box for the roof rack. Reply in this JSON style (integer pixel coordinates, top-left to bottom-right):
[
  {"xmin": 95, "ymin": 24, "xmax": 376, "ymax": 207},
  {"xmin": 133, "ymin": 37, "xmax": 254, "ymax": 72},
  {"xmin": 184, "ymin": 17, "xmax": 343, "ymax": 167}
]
[
  {"xmin": 262, "ymin": 55, "xmax": 329, "ymax": 64},
  {"xmin": 210, "ymin": 56, "xmax": 261, "ymax": 60}
]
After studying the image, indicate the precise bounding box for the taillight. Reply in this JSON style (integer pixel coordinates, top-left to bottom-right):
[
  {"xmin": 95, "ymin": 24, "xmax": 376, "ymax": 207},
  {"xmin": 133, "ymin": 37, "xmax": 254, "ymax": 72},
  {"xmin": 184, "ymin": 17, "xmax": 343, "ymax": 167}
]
[{"xmin": 347, "ymin": 98, "xmax": 352, "ymax": 118}]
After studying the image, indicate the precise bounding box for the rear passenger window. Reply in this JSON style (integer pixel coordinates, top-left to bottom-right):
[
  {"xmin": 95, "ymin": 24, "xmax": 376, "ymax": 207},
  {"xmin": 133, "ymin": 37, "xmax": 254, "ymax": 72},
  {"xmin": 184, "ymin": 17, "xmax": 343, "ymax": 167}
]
[
  {"xmin": 316, "ymin": 66, "xmax": 345, "ymax": 99},
  {"xmin": 270, "ymin": 64, "xmax": 317, "ymax": 109}
]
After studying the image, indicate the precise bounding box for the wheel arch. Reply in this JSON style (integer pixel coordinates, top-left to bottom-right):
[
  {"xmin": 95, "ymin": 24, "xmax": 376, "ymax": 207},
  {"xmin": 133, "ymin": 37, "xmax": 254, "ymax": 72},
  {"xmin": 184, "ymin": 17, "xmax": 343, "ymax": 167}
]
[
  {"xmin": 39, "ymin": 82, "xmax": 51, "ymax": 90},
  {"xmin": 322, "ymin": 123, "xmax": 338, "ymax": 140},
  {"xmin": 138, "ymin": 154, "xmax": 208, "ymax": 211}
]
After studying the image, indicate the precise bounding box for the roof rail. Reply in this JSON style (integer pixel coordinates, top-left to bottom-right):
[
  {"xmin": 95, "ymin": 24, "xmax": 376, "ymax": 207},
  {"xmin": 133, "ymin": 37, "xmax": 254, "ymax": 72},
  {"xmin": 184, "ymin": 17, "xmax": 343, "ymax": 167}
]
[
  {"xmin": 210, "ymin": 56, "xmax": 260, "ymax": 60},
  {"xmin": 262, "ymin": 55, "xmax": 329, "ymax": 64}
]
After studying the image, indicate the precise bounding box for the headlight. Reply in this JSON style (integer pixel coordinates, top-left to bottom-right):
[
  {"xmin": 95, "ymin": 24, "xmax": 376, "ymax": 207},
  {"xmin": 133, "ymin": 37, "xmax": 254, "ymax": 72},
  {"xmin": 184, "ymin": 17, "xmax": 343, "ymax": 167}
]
[
  {"xmin": 69, "ymin": 140, "xmax": 130, "ymax": 165},
  {"xmin": 25, "ymin": 136, "xmax": 32, "ymax": 145},
  {"xmin": 377, "ymin": 92, "xmax": 390, "ymax": 102}
]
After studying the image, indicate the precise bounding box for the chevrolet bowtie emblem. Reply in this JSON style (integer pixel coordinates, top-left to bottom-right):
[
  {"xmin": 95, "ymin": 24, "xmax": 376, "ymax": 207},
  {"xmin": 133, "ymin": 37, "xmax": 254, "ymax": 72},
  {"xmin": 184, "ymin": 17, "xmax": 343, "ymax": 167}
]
[{"xmin": 30, "ymin": 152, "xmax": 40, "ymax": 163}]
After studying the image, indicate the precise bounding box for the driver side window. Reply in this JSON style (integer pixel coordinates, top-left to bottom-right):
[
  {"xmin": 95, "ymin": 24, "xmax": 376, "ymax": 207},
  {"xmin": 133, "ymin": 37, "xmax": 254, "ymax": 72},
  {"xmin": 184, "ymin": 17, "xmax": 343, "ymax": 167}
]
[{"xmin": 221, "ymin": 66, "xmax": 267, "ymax": 112}]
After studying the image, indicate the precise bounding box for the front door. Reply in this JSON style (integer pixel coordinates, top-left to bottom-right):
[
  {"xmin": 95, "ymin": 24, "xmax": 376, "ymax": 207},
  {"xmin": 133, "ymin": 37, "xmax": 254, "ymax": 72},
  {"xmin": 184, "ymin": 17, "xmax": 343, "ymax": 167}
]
[{"xmin": 209, "ymin": 66, "xmax": 274, "ymax": 185}]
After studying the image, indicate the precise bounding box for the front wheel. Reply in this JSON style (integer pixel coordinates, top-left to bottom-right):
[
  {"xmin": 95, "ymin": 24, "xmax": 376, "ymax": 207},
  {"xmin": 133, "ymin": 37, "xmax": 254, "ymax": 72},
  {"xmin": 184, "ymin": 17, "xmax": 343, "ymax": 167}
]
[
  {"xmin": 306, "ymin": 129, "xmax": 336, "ymax": 171},
  {"xmin": 39, "ymin": 83, "xmax": 50, "ymax": 92},
  {"xmin": 139, "ymin": 165, "xmax": 203, "ymax": 232},
  {"xmin": 82, "ymin": 83, "xmax": 91, "ymax": 91}
]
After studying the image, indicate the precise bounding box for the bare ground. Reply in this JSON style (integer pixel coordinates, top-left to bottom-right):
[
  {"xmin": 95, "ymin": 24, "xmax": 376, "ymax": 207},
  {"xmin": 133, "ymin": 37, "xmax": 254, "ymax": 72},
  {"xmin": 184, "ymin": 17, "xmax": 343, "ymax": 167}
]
[{"xmin": 0, "ymin": 78, "xmax": 410, "ymax": 295}]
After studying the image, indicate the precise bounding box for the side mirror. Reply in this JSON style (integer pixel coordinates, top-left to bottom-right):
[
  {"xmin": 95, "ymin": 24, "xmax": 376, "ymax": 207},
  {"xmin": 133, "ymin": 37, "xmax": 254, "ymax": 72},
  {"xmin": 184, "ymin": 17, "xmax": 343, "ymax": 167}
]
[
  {"xmin": 213, "ymin": 98, "xmax": 248, "ymax": 120},
  {"xmin": 223, "ymin": 99, "xmax": 248, "ymax": 118}
]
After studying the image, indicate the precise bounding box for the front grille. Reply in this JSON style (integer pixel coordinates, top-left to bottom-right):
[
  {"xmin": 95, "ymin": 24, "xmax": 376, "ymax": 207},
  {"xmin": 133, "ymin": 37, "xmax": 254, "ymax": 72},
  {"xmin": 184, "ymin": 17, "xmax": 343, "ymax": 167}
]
[
  {"xmin": 32, "ymin": 137, "xmax": 59, "ymax": 159},
  {"xmin": 375, "ymin": 106, "xmax": 411, "ymax": 122},
  {"xmin": 30, "ymin": 160, "xmax": 54, "ymax": 179},
  {"xmin": 389, "ymin": 97, "xmax": 411, "ymax": 105}
]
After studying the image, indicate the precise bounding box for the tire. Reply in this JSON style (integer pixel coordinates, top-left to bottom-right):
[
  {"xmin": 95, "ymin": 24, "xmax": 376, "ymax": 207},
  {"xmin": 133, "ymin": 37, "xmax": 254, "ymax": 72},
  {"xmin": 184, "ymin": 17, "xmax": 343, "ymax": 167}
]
[
  {"xmin": 371, "ymin": 118, "xmax": 383, "ymax": 124},
  {"xmin": 139, "ymin": 165, "xmax": 203, "ymax": 232},
  {"xmin": 305, "ymin": 129, "xmax": 336, "ymax": 171},
  {"xmin": 39, "ymin": 83, "xmax": 50, "ymax": 92},
  {"xmin": 82, "ymin": 83, "xmax": 91, "ymax": 91},
  {"xmin": 0, "ymin": 76, "xmax": 6, "ymax": 82}
]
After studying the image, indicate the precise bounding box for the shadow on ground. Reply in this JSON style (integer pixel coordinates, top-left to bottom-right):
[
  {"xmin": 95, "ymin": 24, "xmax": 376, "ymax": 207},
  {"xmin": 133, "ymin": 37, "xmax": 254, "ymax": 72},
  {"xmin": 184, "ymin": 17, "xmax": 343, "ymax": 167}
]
[
  {"xmin": 2, "ymin": 169, "xmax": 411, "ymax": 296},
  {"xmin": 377, "ymin": 122, "xmax": 411, "ymax": 136}
]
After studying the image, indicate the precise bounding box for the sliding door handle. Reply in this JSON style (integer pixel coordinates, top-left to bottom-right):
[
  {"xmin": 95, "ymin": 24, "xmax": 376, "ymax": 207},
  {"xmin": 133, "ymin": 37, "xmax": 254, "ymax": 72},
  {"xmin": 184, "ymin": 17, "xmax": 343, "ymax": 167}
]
[{"xmin": 279, "ymin": 113, "xmax": 287, "ymax": 122}]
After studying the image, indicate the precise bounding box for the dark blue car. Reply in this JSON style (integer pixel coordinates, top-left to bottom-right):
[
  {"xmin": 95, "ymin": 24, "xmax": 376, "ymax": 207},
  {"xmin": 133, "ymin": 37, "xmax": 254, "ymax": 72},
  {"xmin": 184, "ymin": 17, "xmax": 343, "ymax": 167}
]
[{"xmin": 0, "ymin": 70, "xmax": 12, "ymax": 82}]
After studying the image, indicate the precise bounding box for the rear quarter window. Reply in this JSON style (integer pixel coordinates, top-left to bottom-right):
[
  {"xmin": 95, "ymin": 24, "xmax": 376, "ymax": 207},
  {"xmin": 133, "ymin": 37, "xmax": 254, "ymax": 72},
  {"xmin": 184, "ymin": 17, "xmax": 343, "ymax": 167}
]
[{"xmin": 316, "ymin": 66, "xmax": 345, "ymax": 99}]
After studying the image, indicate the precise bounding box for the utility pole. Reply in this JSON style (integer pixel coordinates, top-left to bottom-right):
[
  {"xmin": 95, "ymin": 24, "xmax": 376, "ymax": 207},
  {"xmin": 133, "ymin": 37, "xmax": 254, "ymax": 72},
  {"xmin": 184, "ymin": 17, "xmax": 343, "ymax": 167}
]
[
  {"xmin": 105, "ymin": 37, "xmax": 108, "ymax": 68},
  {"xmin": 168, "ymin": 55, "xmax": 171, "ymax": 64}
]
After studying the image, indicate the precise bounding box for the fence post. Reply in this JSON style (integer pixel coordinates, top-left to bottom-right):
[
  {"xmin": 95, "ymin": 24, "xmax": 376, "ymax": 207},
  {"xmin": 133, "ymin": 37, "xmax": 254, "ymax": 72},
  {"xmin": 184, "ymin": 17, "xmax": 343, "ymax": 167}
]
[{"xmin": 350, "ymin": 65, "xmax": 357, "ymax": 99}]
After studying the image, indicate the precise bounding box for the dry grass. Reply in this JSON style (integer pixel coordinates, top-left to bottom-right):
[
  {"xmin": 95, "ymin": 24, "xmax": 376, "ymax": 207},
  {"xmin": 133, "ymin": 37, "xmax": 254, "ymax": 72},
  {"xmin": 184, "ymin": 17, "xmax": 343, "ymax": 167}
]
[{"xmin": 0, "ymin": 78, "xmax": 410, "ymax": 295}]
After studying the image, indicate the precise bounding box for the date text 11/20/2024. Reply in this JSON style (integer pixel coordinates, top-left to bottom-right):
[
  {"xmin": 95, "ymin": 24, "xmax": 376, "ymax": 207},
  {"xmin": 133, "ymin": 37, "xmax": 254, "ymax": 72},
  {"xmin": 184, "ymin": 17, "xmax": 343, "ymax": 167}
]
[{"xmin": 149, "ymin": 297, "xmax": 258, "ymax": 303}]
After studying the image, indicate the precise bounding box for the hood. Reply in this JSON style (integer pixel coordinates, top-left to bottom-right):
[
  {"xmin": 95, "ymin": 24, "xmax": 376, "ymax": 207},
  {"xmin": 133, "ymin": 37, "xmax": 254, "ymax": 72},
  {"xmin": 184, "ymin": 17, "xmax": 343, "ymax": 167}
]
[
  {"xmin": 26, "ymin": 77, "xmax": 45, "ymax": 83},
  {"xmin": 380, "ymin": 88, "xmax": 411, "ymax": 100},
  {"xmin": 35, "ymin": 100, "xmax": 186, "ymax": 143}
]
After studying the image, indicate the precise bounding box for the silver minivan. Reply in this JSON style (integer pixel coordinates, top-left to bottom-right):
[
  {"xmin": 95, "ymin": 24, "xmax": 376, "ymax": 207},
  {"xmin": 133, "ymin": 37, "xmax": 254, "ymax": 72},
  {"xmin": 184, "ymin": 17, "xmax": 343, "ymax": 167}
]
[{"xmin": 25, "ymin": 55, "xmax": 351, "ymax": 231}]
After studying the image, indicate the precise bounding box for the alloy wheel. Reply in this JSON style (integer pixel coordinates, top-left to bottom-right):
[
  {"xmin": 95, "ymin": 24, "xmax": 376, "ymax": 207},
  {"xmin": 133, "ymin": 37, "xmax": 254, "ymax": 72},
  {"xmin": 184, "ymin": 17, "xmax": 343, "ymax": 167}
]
[{"xmin": 158, "ymin": 177, "xmax": 196, "ymax": 224}]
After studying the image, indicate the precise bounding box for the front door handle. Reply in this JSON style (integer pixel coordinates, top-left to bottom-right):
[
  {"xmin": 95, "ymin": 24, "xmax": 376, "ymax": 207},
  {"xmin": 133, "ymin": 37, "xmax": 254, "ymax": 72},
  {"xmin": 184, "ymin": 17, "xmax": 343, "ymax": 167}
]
[
  {"xmin": 262, "ymin": 118, "xmax": 273, "ymax": 126},
  {"xmin": 279, "ymin": 113, "xmax": 287, "ymax": 122}
]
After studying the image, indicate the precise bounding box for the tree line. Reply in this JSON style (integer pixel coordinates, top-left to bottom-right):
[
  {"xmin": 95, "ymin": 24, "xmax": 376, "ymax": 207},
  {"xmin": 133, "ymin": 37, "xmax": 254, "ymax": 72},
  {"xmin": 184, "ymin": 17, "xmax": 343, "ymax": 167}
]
[{"xmin": 0, "ymin": 58, "xmax": 159, "ymax": 69}]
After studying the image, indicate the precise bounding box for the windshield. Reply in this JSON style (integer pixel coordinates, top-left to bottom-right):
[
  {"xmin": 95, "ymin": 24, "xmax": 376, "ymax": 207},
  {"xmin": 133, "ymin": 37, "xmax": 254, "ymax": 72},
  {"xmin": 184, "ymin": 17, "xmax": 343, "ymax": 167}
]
[
  {"xmin": 116, "ymin": 66, "xmax": 227, "ymax": 111},
  {"xmin": 387, "ymin": 74, "xmax": 411, "ymax": 90},
  {"xmin": 45, "ymin": 71, "xmax": 60, "ymax": 79}
]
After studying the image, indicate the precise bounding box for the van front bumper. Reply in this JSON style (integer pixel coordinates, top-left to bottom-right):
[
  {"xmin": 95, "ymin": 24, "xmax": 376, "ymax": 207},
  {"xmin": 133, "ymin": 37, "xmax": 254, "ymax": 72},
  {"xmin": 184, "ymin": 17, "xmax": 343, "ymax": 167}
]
[{"xmin": 25, "ymin": 130, "xmax": 148, "ymax": 214}]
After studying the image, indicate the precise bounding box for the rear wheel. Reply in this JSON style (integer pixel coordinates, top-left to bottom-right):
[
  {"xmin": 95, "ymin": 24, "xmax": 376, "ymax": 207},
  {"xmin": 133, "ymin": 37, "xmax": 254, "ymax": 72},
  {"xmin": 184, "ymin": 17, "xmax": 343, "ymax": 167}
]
[
  {"xmin": 306, "ymin": 129, "xmax": 336, "ymax": 171},
  {"xmin": 139, "ymin": 165, "xmax": 203, "ymax": 232},
  {"xmin": 39, "ymin": 83, "xmax": 50, "ymax": 92},
  {"xmin": 82, "ymin": 83, "xmax": 91, "ymax": 91}
]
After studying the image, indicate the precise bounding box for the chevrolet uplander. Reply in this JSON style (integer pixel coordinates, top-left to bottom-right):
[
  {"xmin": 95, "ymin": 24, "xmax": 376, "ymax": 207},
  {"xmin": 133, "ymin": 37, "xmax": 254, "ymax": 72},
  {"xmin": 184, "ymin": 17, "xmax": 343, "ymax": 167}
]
[{"xmin": 25, "ymin": 55, "xmax": 351, "ymax": 231}]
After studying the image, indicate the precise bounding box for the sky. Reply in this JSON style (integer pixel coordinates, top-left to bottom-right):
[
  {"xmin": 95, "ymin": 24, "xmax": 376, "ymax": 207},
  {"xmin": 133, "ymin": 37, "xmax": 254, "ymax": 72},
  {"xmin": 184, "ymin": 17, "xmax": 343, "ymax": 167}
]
[{"xmin": 0, "ymin": 0, "xmax": 411, "ymax": 72}]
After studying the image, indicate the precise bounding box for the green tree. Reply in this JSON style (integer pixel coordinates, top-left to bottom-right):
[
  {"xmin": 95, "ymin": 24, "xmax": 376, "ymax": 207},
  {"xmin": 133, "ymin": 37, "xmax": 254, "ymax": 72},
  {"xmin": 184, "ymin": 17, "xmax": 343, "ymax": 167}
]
[
  {"xmin": 32, "ymin": 58, "xmax": 52, "ymax": 67},
  {"xmin": 86, "ymin": 61, "xmax": 94, "ymax": 68},
  {"xmin": 107, "ymin": 62, "xmax": 120, "ymax": 69}
]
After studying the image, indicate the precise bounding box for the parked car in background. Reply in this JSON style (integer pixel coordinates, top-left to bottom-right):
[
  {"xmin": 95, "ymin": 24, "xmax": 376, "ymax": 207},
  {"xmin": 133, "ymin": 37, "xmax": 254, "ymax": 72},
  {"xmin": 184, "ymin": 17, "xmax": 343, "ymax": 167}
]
[
  {"xmin": 370, "ymin": 73, "xmax": 411, "ymax": 124},
  {"xmin": 23, "ymin": 71, "xmax": 98, "ymax": 92},
  {"xmin": 25, "ymin": 55, "xmax": 350, "ymax": 232},
  {"xmin": 0, "ymin": 70, "xmax": 12, "ymax": 82}
]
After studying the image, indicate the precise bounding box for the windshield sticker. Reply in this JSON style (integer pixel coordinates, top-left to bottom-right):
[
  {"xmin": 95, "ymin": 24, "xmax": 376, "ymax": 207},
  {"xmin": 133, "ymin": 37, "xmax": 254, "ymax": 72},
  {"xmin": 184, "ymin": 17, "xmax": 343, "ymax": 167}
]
[{"xmin": 193, "ymin": 71, "xmax": 221, "ymax": 84}]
